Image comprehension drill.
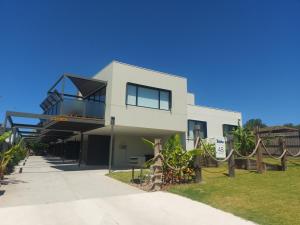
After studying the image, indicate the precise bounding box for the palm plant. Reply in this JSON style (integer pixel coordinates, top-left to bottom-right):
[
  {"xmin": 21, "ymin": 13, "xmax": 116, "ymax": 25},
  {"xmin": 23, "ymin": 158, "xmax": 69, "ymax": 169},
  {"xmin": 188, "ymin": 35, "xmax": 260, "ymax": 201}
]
[
  {"xmin": 0, "ymin": 132, "xmax": 26, "ymax": 179},
  {"xmin": 0, "ymin": 131, "xmax": 11, "ymax": 144},
  {"xmin": 143, "ymin": 134, "xmax": 212, "ymax": 183},
  {"xmin": 232, "ymin": 126, "xmax": 255, "ymax": 155}
]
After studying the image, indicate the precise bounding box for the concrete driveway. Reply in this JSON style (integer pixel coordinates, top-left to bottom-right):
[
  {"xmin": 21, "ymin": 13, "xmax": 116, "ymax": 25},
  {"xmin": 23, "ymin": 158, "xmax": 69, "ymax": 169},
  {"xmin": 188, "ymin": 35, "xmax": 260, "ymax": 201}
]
[{"xmin": 0, "ymin": 156, "xmax": 255, "ymax": 225}]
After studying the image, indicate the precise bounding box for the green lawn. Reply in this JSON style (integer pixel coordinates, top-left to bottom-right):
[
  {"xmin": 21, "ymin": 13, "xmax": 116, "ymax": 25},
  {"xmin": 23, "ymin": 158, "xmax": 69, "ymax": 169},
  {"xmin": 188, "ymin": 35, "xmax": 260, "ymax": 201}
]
[{"xmin": 108, "ymin": 158, "xmax": 300, "ymax": 225}]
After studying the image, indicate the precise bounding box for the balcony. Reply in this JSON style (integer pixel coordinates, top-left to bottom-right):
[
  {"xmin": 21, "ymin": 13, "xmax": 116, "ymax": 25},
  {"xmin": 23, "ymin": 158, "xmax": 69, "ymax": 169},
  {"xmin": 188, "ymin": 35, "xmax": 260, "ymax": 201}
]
[
  {"xmin": 44, "ymin": 98, "xmax": 105, "ymax": 119},
  {"xmin": 40, "ymin": 74, "xmax": 106, "ymax": 121}
]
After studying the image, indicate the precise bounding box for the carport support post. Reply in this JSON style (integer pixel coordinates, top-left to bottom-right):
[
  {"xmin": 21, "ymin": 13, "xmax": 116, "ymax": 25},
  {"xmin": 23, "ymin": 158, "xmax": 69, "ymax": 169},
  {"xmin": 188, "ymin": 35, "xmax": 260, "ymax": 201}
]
[
  {"xmin": 62, "ymin": 139, "xmax": 65, "ymax": 163},
  {"xmin": 78, "ymin": 132, "xmax": 83, "ymax": 167},
  {"xmin": 193, "ymin": 125, "xmax": 202, "ymax": 183},
  {"xmin": 60, "ymin": 75, "xmax": 65, "ymax": 115},
  {"xmin": 109, "ymin": 117, "xmax": 115, "ymax": 173}
]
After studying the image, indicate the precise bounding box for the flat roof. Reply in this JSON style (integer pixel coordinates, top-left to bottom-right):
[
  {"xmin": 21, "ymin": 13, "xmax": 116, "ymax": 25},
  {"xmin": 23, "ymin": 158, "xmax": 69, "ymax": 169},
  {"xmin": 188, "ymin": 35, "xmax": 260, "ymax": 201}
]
[
  {"xmin": 187, "ymin": 104, "xmax": 241, "ymax": 114},
  {"xmin": 93, "ymin": 60, "xmax": 188, "ymax": 80}
]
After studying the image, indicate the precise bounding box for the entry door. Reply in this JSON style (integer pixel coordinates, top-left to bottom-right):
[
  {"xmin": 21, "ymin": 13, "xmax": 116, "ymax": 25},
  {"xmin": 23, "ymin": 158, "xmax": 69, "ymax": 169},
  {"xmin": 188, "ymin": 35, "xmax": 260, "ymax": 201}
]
[{"xmin": 87, "ymin": 135, "xmax": 110, "ymax": 165}]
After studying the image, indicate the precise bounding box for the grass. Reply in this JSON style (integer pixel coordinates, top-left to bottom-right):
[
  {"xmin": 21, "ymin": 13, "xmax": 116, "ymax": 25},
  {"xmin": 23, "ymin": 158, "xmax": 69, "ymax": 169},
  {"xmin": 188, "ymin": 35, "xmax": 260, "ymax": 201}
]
[
  {"xmin": 108, "ymin": 158, "xmax": 300, "ymax": 225},
  {"xmin": 108, "ymin": 169, "xmax": 150, "ymax": 184}
]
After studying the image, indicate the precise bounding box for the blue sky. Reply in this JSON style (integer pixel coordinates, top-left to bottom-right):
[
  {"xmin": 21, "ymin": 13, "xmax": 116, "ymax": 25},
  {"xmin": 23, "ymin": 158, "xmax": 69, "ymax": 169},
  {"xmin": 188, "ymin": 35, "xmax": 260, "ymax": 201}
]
[{"xmin": 0, "ymin": 0, "xmax": 299, "ymax": 126}]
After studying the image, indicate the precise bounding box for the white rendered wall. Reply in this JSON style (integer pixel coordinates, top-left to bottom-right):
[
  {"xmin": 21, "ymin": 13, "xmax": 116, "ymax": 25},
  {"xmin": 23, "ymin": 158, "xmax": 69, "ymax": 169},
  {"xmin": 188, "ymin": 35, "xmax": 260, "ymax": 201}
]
[
  {"xmin": 113, "ymin": 134, "xmax": 171, "ymax": 168},
  {"xmin": 93, "ymin": 62, "xmax": 114, "ymax": 126},
  {"xmin": 92, "ymin": 61, "xmax": 243, "ymax": 154},
  {"xmin": 187, "ymin": 93, "xmax": 195, "ymax": 105},
  {"xmin": 96, "ymin": 61, "xmax": 188, "ymax": 132},
  {"xmin": 186, "ymin": 105, "xmax": 242, "ymax": 150}
]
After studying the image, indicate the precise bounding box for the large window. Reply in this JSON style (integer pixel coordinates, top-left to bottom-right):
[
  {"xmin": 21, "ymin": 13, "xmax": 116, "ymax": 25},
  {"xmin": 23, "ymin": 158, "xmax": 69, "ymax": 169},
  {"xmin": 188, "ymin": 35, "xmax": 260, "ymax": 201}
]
[
  {"xmin": 126, "ymin": 83, "xmax": 171, "ymax": 110},
  {"xmin": 223, "ymin": 124, "xmax": 237, "ymax": 137},
  {"xmin": 188, "ymin": 120, "xmax": 207, "ymax": 139}
]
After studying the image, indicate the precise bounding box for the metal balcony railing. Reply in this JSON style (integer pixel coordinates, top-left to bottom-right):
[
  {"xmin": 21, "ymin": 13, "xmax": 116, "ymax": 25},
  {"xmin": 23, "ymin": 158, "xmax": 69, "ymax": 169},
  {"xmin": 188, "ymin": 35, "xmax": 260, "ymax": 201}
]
[{"xmin": 44, "ymin": 98, "xmax": 105, "ymax": 119}]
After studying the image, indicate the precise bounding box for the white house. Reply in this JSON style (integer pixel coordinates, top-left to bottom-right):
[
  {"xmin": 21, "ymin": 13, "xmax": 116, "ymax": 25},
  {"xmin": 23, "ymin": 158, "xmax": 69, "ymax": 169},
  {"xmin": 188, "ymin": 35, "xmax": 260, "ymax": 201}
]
[
  {"xmin": 82, "ymin": 61, "xmax": 241, "ymax": 168},
  {"xmin": 4, "ymin": 60, "xmax": 241, "ymax": 168}
]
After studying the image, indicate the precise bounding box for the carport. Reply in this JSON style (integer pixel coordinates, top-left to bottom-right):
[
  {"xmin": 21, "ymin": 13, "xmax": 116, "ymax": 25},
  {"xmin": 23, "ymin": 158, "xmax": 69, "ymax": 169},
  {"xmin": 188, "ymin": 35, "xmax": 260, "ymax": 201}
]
[{"xmin": 1, "ymin": 74, "xmax": 113, "ymax": 167}]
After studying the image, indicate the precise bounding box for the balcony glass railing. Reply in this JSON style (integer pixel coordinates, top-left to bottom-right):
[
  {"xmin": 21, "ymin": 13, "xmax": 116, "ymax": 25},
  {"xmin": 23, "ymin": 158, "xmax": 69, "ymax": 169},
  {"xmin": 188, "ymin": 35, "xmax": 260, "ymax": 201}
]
[{"xmin": 44, "ymin": 98, "xmax": 105, "ymax": 119}]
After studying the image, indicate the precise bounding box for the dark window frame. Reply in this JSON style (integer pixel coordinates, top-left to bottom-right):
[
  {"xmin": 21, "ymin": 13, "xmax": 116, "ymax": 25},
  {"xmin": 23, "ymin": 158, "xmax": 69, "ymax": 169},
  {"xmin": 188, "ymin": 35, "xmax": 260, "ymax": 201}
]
[
  {"xmin": 125, "ymin": 82, "xmax": 172, "ymax": 111},
  {"xmin": 222, "ymin": 124, "xmax": 237, "ymax": 137},
  {"xmin": 187, "ymin": 119, "xmax": 208, "ymax": 139}
]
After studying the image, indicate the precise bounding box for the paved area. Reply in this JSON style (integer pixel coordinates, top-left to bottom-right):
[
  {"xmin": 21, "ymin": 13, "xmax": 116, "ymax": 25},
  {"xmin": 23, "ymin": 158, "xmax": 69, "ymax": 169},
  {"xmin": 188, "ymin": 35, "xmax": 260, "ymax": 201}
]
[{"xmin": 0, "ymin": 156, "xmax": 256, "ymax": 225}]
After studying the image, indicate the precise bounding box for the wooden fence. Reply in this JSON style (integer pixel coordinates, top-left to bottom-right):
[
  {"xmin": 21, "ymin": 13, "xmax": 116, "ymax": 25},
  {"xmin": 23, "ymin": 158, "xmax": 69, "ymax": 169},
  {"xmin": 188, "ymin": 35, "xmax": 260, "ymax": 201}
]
[{"xmin": 260, "ymin": 131, "xmax": 300, "ymax": 156}]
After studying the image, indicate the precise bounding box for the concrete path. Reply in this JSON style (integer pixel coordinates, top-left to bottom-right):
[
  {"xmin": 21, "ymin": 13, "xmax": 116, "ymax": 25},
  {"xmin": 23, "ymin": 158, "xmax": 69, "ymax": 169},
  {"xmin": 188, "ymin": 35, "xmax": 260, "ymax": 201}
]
[{"xmin": 0, "ymin": 156, "xmax": 256, "ymax": 225}]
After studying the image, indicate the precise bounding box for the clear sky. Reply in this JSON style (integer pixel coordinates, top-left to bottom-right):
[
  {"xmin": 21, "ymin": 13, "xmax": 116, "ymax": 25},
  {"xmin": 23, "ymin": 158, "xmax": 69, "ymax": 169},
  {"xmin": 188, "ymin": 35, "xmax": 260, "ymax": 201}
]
[{"xmin": 0, "ymin": 0, "xmax": 299, "ymax": 126}]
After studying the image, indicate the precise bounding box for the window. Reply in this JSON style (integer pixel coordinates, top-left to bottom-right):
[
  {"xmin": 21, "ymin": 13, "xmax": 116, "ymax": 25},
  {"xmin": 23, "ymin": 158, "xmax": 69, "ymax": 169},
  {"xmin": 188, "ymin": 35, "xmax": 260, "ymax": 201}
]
[
  {"xmin": 126, "ymin": 83, "xmax": 171, "ymax": 110},
  {"xmin": 86, "ymin": 87, "xmax": 106, "ymax": 103},
  {"xmin": 223, "ymin": 124, "xmax": 237, "ymax": 137},
  {"xmin": 138, "ymin": 87, "xmax": 159, "ymax": 108},
  {"xmin": 188, "ymin": 120, "xmax": 207, "ymax": 139},
  {"xmin": 160, "ymin": 90, "xmax": 170, "ymax": 110},
  {"xmin": 127, "ymin": 84, "xmax": 137, "ymax": 105}
]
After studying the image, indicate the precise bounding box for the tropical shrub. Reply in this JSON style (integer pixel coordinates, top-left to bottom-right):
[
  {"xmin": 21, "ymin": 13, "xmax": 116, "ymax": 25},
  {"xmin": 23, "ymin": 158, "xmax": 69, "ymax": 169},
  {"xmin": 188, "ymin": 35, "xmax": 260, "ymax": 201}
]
[
  {"xmin": 26, "ymin": 141, "xmax": 48, "ymax": 155},
  {"xmin": 143, "ymin": 134, "xmax": 214, "ymax": 184},
  {"xmin": 0, "ymin": 132, "xmax": 27, "ymax": 179},
  {"xmin": 0, "ymin": 131, "xmax": 11, "ymax": 143},
  {"xmin": 232, "ymin": 126, "xmax": 255, "ymax": 154}
]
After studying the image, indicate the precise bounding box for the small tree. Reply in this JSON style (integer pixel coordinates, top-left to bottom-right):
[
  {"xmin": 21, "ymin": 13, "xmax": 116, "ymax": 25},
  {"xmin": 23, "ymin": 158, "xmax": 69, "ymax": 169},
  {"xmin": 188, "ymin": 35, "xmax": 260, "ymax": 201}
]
[
  {"xmin": 0, "ymin": 132, "xmax": 27, "ymax": 179},
  {"xmin": 232, "ymin": 126, "xmax": 255, "ymax": 155}
]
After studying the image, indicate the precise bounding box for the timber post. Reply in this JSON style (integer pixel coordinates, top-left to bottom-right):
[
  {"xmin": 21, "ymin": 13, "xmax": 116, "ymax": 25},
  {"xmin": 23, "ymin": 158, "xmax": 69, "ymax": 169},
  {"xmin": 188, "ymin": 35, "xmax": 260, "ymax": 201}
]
[
  {"xmin": 280, "ymin": 138, "xmax": 287, "ymax": 171},
  {"xmin": 151, "ymin": 138, "xmax": 163, "ymax": 191},
  {"xmin": 227, "ymin": 135, "xmax": 235, "ymax": 177},
  {"xmin": 255, "ymin": 126, "xmax": 264, "ymax": 173},
  {"xmin": 193, "ymin": 125, "xmax": 202, "ymax": 183}
]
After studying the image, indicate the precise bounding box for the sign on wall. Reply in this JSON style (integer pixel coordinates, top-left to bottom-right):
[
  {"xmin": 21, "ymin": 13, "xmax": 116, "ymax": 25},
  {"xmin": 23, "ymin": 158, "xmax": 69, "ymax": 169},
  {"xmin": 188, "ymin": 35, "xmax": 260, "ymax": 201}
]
[{"xmin": 215, "ymin": 137, "xmax": 226, "ymax": 159}]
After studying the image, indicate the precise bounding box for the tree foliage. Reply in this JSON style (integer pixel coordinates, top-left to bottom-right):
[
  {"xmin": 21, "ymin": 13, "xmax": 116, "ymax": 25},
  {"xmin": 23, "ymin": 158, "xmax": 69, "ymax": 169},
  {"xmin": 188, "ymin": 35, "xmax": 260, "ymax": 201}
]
[
  {"xmin": 26, "ymin": 141, "xmax": 48, "ymax": 155},
  {"xmin": 283, "ymin": 123, "xmax": 300, "ymax": 129},
  {"xmin": 232, "ymin": 126, "xmax": 255, "ymax": 154},
  {"xmin": 244, "ymin": 119, "xmax": 267, "ymax": 131},
  {"xmin": 143, "ymin": 134, "xmax": 214, "ymax": 184},
  {"xmin": 0, "ymin": 132, "xmax": 27, "ymax": 179},
  {"xmin": 0, "ymin": 131, "xmax": 11, "ymax": 144}
]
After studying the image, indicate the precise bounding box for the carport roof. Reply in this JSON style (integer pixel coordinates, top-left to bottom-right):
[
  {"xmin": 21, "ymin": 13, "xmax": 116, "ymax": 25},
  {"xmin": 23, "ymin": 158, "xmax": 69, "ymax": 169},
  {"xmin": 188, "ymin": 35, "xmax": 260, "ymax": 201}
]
[{"xmin": 3, "ymin": 111, "xmax": 105, "ymax": 143}]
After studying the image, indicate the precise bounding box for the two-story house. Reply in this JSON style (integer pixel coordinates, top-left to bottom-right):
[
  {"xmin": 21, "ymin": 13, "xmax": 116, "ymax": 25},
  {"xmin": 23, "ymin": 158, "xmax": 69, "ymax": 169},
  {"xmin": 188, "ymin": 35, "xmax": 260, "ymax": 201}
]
[
  {"xmin": 79, "ymin": 61, "xmax": 241, "ymax": 168},
  {"xmin": 3, "ymin": 61, "xmax": 241, "ymax": 169}
]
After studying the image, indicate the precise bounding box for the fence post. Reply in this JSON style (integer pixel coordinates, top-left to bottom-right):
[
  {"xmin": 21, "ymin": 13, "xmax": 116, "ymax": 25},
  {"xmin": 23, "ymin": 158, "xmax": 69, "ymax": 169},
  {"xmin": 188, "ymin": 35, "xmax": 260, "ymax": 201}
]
[
  {"xmin": 193, "ymin": 125, "xmax": 202, "ymax": 183},
  {"xmin": 151, "ymin": 138, "xmax": 163, "ymax": 191},
  {"xmin": 227, "ymin": 135, "xmax": 235, "ymax": 177},
  {"xmin": 255, "ymin": 126, "xmax": 264, "ymax": 173},
  {"xmin": 280, "ymin": 138, "xmax": 287, "ymax": 171}
]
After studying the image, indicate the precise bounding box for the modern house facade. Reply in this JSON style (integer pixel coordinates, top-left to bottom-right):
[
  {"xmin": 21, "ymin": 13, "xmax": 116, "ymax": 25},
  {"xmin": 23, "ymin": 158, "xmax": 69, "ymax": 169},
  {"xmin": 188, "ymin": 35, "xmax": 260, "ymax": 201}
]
[
  {"xmin": 3, "ymin": 61, "xmax": 242, "ymax": 168},
  {"xmin": 82, "ymin": 61, "xmax": 241, "ymax": 168}
]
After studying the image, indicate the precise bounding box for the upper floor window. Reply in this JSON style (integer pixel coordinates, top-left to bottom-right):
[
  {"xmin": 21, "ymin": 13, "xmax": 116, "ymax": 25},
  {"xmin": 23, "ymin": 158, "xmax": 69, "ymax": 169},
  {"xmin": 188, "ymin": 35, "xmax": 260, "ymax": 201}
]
[
  {"xmin": 86, "ymin": 87, "xmax": 106, "ymax": 103},
  {"xmin": 188, "ymin": 120, "xmax": 207, "ymax": 139},
  {"xmin": 223, "ymin": 124, "xmax": 237, "ymax": 137},
  {"xmin": 126, "ymin": 83, "xmax": 171, "ymax": 110}
]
